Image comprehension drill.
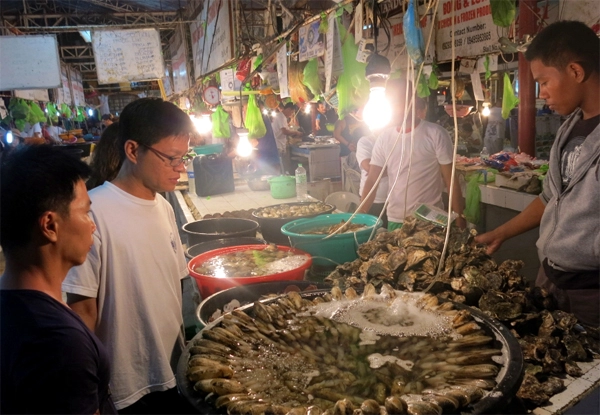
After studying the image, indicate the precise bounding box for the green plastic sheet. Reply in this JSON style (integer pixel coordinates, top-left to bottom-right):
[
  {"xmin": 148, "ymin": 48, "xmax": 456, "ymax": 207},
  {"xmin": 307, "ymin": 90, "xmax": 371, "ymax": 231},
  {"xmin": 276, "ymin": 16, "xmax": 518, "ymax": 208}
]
[
  {"xmin": 246, "ymin": 94, "xmax": 267, "ymax": 139},
  {"xmin": 464, "ymin": 173, "xmax": 481, "ymax": 224},
  {"xmin": 336, "ymin": 22, "xmax": 369, "ymax": 118},
  {"xmin": 502, "ymin": 73, "xmax": 519, "ymax": 119},
  {"xmin": 302, "ymin": 58, "xmax": 322, "ymax": 97},
  {"xmin": 490, "ymin": 0, "xmax": 516, "ymax": 28},
  {"xmin": 211, "ymin": 105, "xmax": 231, "ymax": 139}
]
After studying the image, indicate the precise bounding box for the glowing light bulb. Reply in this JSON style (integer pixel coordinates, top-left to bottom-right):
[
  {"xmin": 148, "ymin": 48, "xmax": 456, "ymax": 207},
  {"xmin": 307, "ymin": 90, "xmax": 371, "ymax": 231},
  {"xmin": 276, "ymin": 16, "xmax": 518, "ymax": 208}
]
[
  {"xmin": 45, "ymin": 108, "xmax": 49, "ymax": 113},
  {"xmin": 482, "ymin": 103, "xmax": 491, "ymax": 117},
  {"xmin": 192, "ymin": 114, "xmax": 213, "ymax": 134},
  {"xmin": 271, "ymin": 111, "xmax": 277, "ymax": 117},
  {"xmin": 236, "ymin": 131, "xmax": 253, "ymax": 158},
  {"xmin": 263, "ymin": 109, "xmax": 269, "ymax": 115},
  {"xmin": 6, "ymin": 131, "xmax": 14, "ymax": 144},
  {"xmin": 363, "ymin": 87, "xmax": 392, "ymax": 130},
  {"xmin": 88, "ymin": 108, "xmax": 94, "ymax": 116},
  {"xmin": 304, "ymin": 104, "xmax": 312, "ymax": 114}
]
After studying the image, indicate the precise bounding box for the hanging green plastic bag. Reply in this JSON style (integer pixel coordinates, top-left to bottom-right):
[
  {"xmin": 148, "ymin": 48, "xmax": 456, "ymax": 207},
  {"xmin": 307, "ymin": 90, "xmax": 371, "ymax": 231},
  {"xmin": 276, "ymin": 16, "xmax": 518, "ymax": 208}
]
[
  {"xmin": 9, "ymin": 98, "xmax": 30, "ymax": 131},
  {"xmin": 464, "ymin": 173, "xmax": 481, "ymax": 224},
  {"xmin": 490, "ymin": 0, "xmax": 516, "ymax": 28},
  {"xmin": 417, "ymin": 73, "xmax": 431, "ymax": 98},
  {"xmin": 428, "ymin": 69, "xmax": 439, "ymax": 90},
  {"xmin": 30, "ymin": 102, "xmax": 46, "ymax": 124},
  {"xmin": 75, "ymin": 106, "xmax": 85, "ymax": 122},
  {"xmin": 484, "ymin": 56, "xmax": 492, "ymax": 81},
  {"xmin": 60, "ymin": 103, "xmax": 72, "ymax": 119},
  {"xmin": 245, "ymin": 94, "xmax": 267, "ymax": 139},
  {"xmin": 46, "ymin": 102, "xmax": 59, "ymax": 124},
  {"xmin": 302, "ymin": 58, "xmax": 322, "ymax": 97},
  {"xmin": 336, "ymin": 22, "xmax": 369, "ymax": 118},
  {"xmin": 502, "ymin": 72, "xmax": 519, "ymax": 119},
  {"xmin": 211, "ymin": 105, "xmax": 231, "ymax": 139}
]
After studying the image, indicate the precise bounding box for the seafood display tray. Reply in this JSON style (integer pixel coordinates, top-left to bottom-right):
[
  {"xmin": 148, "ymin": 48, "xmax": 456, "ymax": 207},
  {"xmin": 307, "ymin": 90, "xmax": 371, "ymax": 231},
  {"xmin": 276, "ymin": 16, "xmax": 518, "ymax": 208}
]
[{"xmin": 176, "ymin": 290, "xmax": 524, "ymax": 415}]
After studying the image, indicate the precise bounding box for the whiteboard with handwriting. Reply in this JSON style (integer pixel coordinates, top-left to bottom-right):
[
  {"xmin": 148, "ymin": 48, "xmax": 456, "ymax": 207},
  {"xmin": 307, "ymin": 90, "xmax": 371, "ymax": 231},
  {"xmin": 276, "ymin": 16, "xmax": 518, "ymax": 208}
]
[
  {"xmin": 92, "ymin": 29, "xmax": 164, "ymax": 85},
  {"xmin": 0, "ymin": 35, "xmax": 61, "ymax": 90}
]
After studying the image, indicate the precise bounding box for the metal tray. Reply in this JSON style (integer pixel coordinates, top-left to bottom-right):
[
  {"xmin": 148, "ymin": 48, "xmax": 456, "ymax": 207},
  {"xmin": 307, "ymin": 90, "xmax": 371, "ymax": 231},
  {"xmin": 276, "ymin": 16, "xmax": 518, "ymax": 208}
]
[{"xmin": 177, "ymin": 290, "xmax": 524, "ymax": 415}]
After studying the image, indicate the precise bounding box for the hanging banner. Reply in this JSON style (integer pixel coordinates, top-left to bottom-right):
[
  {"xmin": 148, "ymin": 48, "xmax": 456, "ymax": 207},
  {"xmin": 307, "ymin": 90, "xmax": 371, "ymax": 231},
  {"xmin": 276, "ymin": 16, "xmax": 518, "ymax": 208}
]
[
  {"xmin": 299, "ymin": 20, "xmax": 325, "ymax": 62},
  {"xmin": 377, "ymin": 8, "xmax": 434, "ymax": 72},
  {"xmin": 220, "ymin": 68, "xmax": 242, "ymax": 103},
  {"xmin": 470, "ymin": 70, "xmax": 484, "ymax": 101},
  {"xmin": 56, "ymin": 64, "xmax": 73, "ymax": 106},
  {"xmin": 190, "ymin": 0, "xmax": 234, "ymax": 79},
  {"xmin": 325, "ymin": 14, "xmax": 344, "ymax": 92},
  {"xmin": 14, "ymin": 89, "xmax": 50, "ymax": 102},
  {"xmin": 355, "ymin": 1, "xmax": 364, "ymax": 44},
  {"xmin": 436, "ymin": 0, "xmax": 500, "ymax": 61},
  {"xmin": 277, "ymin": 43, "xmax": 290, "ymax": 98},
  {"xmin": 170, "ymin": 26, "xmax": 190, "ymax": 95},
  {"xmin": 70, "ymin": 67, "xmax": 86, "ymax": 106},
  {"xmin": 558, "ymin": 0, "xmax": 599, "ymax": 33}
]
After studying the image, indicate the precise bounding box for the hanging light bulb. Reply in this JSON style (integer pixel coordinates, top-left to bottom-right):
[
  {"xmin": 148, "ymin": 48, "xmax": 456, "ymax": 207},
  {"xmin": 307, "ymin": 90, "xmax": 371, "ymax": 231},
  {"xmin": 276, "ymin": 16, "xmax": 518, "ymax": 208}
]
[
  {"xmin": 192, "ymin": 114, "xmax": 213, "ymax": 134},
  {"xmin": 44, "ymin": 108, "xmax": 49, "ymax": 113},
  {"xmin": 364, "ymin": 53, "xmax": 392, "ymax": 130},
  {"xmin": 88, "ymin": 108, "xmax": 94, "ymax": 117},
  {"xmin": 236, "ymin": 129, "xmax": 253, "ymax": 158},
  {"xmin": 271, "ymin": 110, "xmax": 277, "ymax": 117},
  {"xmin": 262, "ymin": 108, "xmax": 269, "ymax": 115},
  {"xmin": 304, "ymin": 103, "xmax": 312, "ymax": 114},
  {"xmin": 6, "ymin": 131, "xmax": 14, "ymax": 144},
  {"xmin": 482, "ymin": 102, "xmax": 491, "ymax": 117}
]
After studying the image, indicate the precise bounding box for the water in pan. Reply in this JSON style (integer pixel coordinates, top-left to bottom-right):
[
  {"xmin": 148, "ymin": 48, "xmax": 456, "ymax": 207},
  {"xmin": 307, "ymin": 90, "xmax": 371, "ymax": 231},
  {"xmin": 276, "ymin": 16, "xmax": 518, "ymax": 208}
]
[{"xmin": 187, "ymin": 284, "xmax": 504, "ymax": 414}]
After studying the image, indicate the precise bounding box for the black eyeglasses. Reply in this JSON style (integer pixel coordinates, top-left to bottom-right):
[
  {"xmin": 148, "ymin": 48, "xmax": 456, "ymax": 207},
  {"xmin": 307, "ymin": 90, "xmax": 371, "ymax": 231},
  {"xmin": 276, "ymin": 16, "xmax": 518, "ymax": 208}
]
[{"xmin": 138, "ymin": 143, "xmax": 193, "ymax": 167}]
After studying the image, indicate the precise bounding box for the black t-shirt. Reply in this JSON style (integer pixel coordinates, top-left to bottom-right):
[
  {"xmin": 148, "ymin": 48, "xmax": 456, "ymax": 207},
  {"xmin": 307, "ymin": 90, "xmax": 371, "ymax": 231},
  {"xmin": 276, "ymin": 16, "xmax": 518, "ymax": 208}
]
[
  {"xmin": 0, "ymin": 290, "xmax": 116, "ymax": 414},
  {"xmin": 560, "ymin": 114, "xmax": 600, "ymax": 190}
]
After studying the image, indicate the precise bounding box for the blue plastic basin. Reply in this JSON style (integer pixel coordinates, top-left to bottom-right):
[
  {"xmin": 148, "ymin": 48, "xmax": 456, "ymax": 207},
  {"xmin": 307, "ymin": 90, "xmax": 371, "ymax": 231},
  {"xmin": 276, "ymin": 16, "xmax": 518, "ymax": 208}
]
[{"xmin": 281, "ymin": 213, "xmax": 382, "ymax": 267}]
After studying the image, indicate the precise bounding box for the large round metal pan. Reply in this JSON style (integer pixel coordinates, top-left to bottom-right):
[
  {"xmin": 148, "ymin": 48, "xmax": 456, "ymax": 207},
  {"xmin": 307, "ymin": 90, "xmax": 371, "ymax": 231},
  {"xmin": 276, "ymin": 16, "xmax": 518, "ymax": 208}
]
[{"xmin": 177, "ymin": 289, "xmax": 524, "ymax": 415}]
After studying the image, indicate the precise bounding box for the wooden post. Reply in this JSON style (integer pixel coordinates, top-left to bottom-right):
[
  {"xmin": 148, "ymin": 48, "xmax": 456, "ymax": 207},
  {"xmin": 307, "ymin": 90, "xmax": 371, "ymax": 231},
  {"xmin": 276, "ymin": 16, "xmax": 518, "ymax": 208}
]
[{"xmin": 517, "ymin": 0, "xmax": 537, "ymax": 156}]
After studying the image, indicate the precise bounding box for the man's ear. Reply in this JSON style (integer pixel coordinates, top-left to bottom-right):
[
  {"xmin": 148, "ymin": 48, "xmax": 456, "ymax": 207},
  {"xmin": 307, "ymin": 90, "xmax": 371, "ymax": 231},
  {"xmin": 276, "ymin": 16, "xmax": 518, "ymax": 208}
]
[
  {"xmin": 39, "ymin": 211, "xmax": 59, "ymax": 243},
  {"xmin": 568, "ymin": 62, "xmax": 588, "ymax": 83},
  {"xmin": 123, "ymin": 140, "xmax": 139, "ymax": 164}
]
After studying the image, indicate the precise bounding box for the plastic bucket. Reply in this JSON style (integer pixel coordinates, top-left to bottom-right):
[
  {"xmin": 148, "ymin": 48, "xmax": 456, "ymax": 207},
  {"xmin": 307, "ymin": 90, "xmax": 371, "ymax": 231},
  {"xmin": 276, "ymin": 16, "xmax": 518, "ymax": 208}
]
[
  {"xmin": 188, "ymin": 244, "xmax": 312, "ymax": 298},
  {"xmin": 252, "ymin": 202, "xmax": 336, "ymax": 246},
  {"xmin": 182, "ymin": 218, "xmax": 260, "ymax": 247},
  {"xmin": 268, "ymin": 175, "xmax": 296, "ymax": 199},
  {"xmin": 281, "ymin": 213, "xmax": 382, "ymax": 267},
  {"xmin": 185, "ymin": 237, "xmax": 267, "ymax": 260}
]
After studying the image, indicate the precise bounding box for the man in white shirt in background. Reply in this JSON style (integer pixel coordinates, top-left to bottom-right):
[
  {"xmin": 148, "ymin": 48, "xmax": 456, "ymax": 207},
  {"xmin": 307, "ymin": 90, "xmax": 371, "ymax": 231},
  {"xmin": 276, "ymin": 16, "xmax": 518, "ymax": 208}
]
[
  {"xmin": 271, "ymin": 102, "xmax": 302, "ymax": 174},
  {"xmin": 356, "ymin": 134, "xmax": 389, "ymax": 228},
  {"xmin": 64, "ymin": 98, "xmax": 196, "ymax": 414},
  {"xmin": 358, "ymin": 79, "xmax": 465, "ymax": 230}
]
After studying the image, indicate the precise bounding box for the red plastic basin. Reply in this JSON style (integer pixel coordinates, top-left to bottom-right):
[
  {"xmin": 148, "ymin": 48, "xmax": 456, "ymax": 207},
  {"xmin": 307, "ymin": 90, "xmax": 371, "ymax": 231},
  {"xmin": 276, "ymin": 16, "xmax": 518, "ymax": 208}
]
[{"xmin": 188, "ymin": 244, "xmax": 312, "ymax": 298}]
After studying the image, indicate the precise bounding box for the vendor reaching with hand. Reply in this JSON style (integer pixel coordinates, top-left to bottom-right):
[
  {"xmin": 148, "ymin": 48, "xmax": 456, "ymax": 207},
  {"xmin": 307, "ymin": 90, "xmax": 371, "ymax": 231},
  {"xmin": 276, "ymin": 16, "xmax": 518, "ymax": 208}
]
[{"xmin": 475, "ymin": 21, "xmax": 600, "ymax": 327}]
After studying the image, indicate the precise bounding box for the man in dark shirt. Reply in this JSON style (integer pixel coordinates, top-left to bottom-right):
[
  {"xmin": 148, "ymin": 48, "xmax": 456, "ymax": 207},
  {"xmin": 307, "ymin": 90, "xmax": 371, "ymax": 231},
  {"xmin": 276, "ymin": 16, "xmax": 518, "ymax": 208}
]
[
  {"xmin": 0, "ymin": 145, "xmax": 116, "ymax": 414},
  {"xmin": 315, "ymin": 101, "xmax": 331, "ymax": 136}
]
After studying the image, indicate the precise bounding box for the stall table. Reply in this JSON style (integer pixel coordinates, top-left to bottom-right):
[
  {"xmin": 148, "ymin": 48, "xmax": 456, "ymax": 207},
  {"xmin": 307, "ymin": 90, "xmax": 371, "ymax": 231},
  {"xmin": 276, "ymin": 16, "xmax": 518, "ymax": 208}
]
[{"xmin": 290, "ymin": 142, "xmax": 341, "ymax": 181}]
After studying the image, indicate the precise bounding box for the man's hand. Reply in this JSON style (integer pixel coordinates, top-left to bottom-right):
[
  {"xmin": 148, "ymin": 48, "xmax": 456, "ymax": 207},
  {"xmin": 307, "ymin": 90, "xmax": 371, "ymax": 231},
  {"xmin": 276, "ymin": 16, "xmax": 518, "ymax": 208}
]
[{"xmin": 475, "ymin": 230, "xmax": 505, "ymax": 255}]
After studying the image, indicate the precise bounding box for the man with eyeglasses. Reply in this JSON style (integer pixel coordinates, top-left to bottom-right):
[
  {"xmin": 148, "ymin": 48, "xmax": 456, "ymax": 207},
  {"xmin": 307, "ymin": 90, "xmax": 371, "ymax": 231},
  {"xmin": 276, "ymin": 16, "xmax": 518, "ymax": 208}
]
[{"xmin": 63, "ymin": 98, "xmax": 196, "ymax": 413}]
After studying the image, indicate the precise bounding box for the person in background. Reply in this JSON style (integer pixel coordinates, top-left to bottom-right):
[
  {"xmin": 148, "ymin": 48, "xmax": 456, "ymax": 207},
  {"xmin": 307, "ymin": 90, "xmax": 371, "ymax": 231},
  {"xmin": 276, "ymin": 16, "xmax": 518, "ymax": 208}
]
[
  {"xmin": 254, "ymin": 100, "xmax": 281, "ymax": 176},
  {"xmin": 101, "ymin": 113, "xmax": 115, "ymax": 130},
  {"xmin": 87, "ymin": 122, "xmax": 122, "ymax": 190},
  {"xmin": 356, "ymin": 133, "xmax": 389, "ymax": 228},
  {"xmin": 272, "ymin": 102, "xmax": 303, "ymax": 174},
  {"xmin": 45, "ymin": 120, "xmax": 66, "ymax": 144},
  {"xmin": 482, "ymin": 100, "xmax": 505, "ymax": 155},
  {"xmin": 459, "ymin": 122, "xmax": 482, "ymax": 154},
  {"xmin": 358, "ymin": 80, "xmax": 465, "ymax": 230},
  {"xmin": 63, "ymin": 98, "xmax": 196, "ymax": 413},
  {"xmin": 476, "ymin": 21, "xmax": 599, "ymax": 327},
  {"xmin": 315, "ymin": 101, "xmax": 331, "ymax": 136},
  {"xmin": 0, "ymin": 145, "xmax": 116, "ymax": 414},
  {"xmin": 333, "ymin": 107, "xmax": 369, "ymax": 156}
]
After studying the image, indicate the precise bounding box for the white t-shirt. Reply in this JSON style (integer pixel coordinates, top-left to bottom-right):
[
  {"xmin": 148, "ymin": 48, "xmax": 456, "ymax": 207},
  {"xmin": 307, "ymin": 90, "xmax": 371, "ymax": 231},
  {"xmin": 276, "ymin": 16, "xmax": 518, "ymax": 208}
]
[
  {"xmin": 370, "ymin": 121, "xmax": 453, "ymax": 223},
  {"xmin": 47, "ymin": 125, "xmax": 65, "ymax": 143},
  {"xmin": 63, "ymin": 182, "xmax": 188, "ymax": 409},
  {"xmin": 271, "ymin": 111, "xmax": 289, "ymax": 152},
  {"xmin": 24, "ymin": 122, "xmax": 42, "ymax": 137},
  {"xmin": 356, "ymin": 135, "xmax": 389, "ymax": 203}
]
